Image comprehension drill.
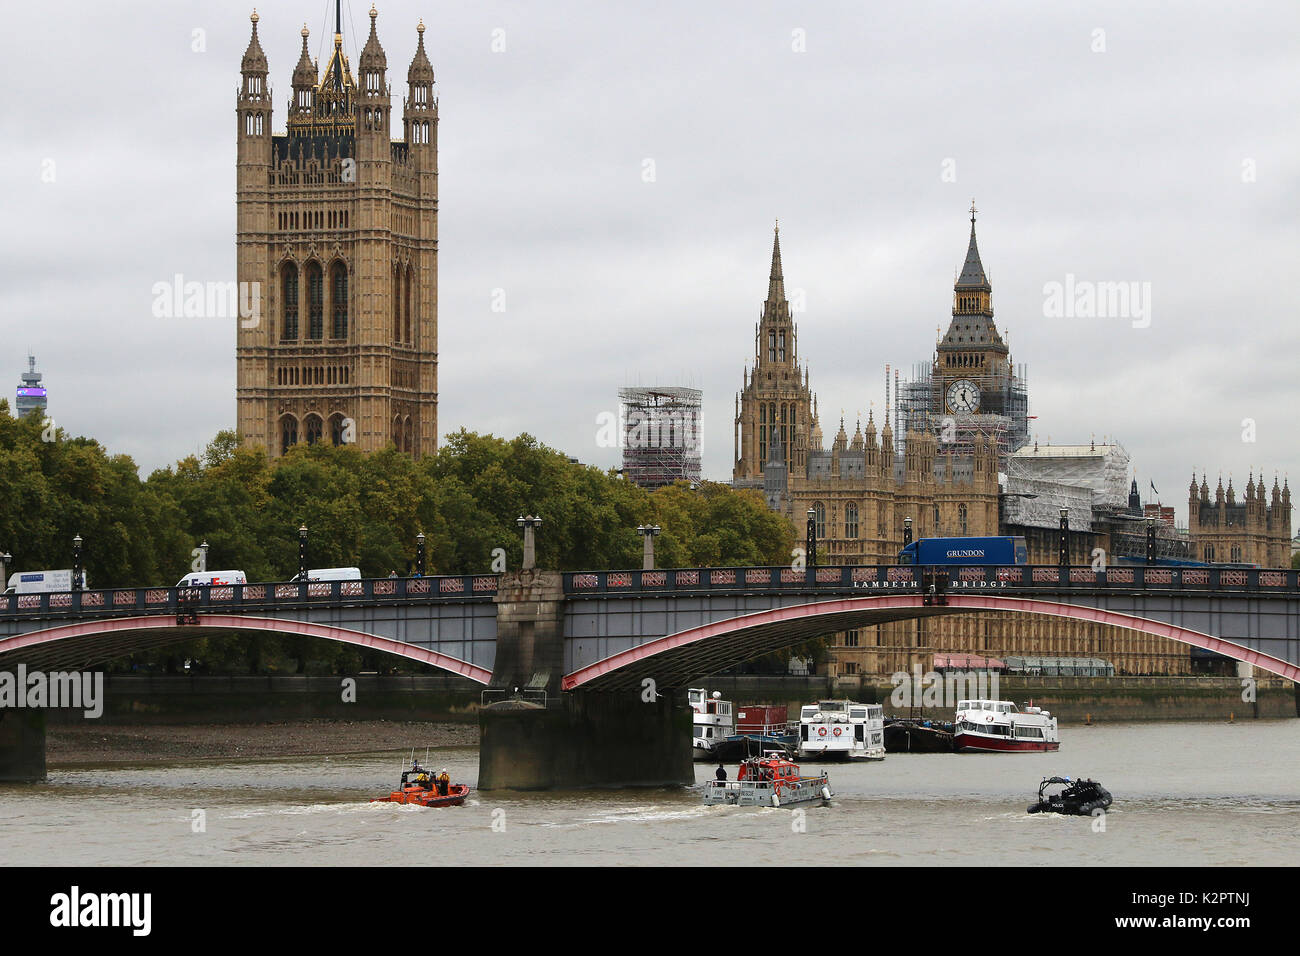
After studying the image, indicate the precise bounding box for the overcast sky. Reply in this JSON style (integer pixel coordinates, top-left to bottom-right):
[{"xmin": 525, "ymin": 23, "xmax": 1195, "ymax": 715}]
[{"xmin": 2, "ymin": 1, "xmax": 1296, "ymax": 526}]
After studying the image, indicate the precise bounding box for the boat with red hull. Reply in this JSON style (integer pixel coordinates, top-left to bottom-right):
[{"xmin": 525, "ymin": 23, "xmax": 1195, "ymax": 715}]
[
  {"xmin": 371, "ymin": 764, "xmax": 470, "ymax": 807},
  {"xmin": 953, "ymin": 698, "xmax": 1059, "ymax": 753}
]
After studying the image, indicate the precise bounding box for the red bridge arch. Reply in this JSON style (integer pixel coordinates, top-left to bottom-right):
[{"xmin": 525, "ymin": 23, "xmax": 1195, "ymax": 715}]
[
  {"xmin": 563, "ymin": 594, "xmax": 1300, "ymax": 691},
  {"xmin": 0, "ymin": 614, "xmax": 491, "ymax": 683}
]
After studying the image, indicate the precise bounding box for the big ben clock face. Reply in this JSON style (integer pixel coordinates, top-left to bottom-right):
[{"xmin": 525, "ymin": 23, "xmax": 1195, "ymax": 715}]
[{"xmin": 946, "ymin": 379, "xmax": 981, "ymax": 413}]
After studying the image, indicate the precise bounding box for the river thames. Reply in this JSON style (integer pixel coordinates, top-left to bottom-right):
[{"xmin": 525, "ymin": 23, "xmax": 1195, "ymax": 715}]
[{"xmin": 2, "ymin": 720, "xmax": 1296, "ymax": 866}]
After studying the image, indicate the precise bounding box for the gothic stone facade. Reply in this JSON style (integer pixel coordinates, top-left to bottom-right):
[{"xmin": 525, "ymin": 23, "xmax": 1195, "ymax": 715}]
[
  {"xmin": 733, "ymin": 218, "xmax": 1214, "ymax": 677},
  {"xmin": 235, "ymin": 8, "xmax": 438, "ymax": 459},
  {"xmin": 1189, "ymin": 474, "xmax": 1292, "ymax": 567}
]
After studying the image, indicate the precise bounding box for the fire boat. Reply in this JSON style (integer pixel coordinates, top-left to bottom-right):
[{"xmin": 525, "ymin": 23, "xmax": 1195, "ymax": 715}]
[{"xmin": 703, "ymin": 755, "xmax": 833, "ymax": 808}]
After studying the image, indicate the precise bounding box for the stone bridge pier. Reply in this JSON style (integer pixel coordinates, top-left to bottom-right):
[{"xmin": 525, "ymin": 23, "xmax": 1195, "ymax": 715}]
[
  {"xmin": 477, "ymin": 569, "xmax": 692, "ymax": 790},
  {"xmin": 0, "ymin": 710, "xmax": 45, "ymax": 783}
]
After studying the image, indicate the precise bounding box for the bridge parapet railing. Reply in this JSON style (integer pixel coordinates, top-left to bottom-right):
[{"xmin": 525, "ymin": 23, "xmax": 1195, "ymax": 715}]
[
  {"xmin": 563, "ymin": 565, "xmax": 1300, "ymax": 596},
  {"xmin": 0, "ymin": 574, "xmax": 502, "ymax": 622}
]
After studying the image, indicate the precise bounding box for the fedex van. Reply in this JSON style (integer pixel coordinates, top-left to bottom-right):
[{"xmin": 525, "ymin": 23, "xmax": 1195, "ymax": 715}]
[
  {"xmin": 290, "ymin": 567, "xmax": 361, "ymax": 583},
  {"xmin": 176, "ymin": 570, "xmax": 248, "ymax": 587},
  {"xmin": 4, "ymin": 569, "xmax": 88, "ymax": 594}
]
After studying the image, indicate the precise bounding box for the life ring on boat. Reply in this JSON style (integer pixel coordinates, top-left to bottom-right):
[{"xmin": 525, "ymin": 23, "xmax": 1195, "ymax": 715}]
[
  {"xmin": 985, "ymin": 715, "xmax": 994, "ymax": 723},
  {"xmin": 817, "ymin": 727, "xmax": 827, "ymax": 737},
  {"xmin": 833, "ymin": 727, "xmax": 842, "ymax": 737}
]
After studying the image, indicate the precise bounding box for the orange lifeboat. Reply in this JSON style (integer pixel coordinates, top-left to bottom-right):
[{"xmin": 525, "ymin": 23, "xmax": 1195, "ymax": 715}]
[{"xmin": 372, "ymin": 765, "xmax": 469, "ymax": 807}]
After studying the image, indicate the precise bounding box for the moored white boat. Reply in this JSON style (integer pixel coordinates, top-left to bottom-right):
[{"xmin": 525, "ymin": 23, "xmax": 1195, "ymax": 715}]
[
  {"xmin": 689, "ymin": 688, "xmax": 735, "ymax": 760},
  {"xmin": 796, "ymin": 699, "xmax": 886, "ymax": 761},
  {"xmin": 954, "ymin": 698, "xmax": 1059, "ymax": 752}
]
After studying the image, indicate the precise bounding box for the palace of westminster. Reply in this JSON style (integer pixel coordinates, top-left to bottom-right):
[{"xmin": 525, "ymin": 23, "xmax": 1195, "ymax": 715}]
[
  {"xmin": 731, "ymin": 216, "xmax": 1292, "ymax": 678},
  {"xmin": 231, "ymin": 8, "xmax": 1291, "ymax": 679}
]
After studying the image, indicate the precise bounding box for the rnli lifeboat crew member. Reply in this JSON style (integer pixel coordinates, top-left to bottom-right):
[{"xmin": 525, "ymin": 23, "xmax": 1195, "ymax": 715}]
[
  {"xmin": 411, "ymin": 760, "xmax": 431, "ymax": 789},
  {"xmin": 437, "ymin": 769, "xmax": 450, "ymax": 796}
]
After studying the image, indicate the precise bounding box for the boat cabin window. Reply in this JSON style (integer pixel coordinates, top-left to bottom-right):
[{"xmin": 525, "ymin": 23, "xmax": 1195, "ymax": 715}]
[
  {"xmin": 850, "ymin": 709, "xmax": 867, "ymax": 719},
  {"xmin": 801, "ymin": 707, "xmax": 819, "ymax": 718}
]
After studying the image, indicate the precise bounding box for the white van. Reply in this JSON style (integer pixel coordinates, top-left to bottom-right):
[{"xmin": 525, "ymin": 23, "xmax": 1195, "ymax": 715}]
[
  {"xmin": 176, "ymin": 570, "xmax": 248, "ymax": 587},
  {"xmin": 4, "ymin": 569, "xmax": 88, "ymax": 594},
  {"xmin": 290, "ymin": 567, "xmax": 361, "ymax": 583}
]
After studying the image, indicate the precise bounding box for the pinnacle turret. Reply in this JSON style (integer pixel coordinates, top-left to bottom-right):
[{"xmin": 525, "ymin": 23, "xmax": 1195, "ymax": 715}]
[{"xmin": 242, "ymin": 10, "xmax": 268, "ymax": 75}]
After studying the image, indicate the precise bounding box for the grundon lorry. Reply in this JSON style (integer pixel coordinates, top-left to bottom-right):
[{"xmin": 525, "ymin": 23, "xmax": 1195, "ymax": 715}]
[{"xmin": 897, "ymin": 536, "xmax": 1028, "ymax": 566}]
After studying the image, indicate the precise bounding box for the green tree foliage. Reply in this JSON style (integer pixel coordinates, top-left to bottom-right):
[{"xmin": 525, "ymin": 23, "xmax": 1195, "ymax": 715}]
[{"xmin": 0, "ymin": 407, "xmax": 796, "ymax": 672}]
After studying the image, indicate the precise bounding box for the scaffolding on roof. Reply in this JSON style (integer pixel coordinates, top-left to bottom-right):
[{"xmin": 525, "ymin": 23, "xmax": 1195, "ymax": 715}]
[
  {"xmin": 894, "ymin": 360, "xmax": 1029, "ymax": 462},
  {"xmin": 618, "ymin": 386, "xmax": 703, "ymax": 489}
]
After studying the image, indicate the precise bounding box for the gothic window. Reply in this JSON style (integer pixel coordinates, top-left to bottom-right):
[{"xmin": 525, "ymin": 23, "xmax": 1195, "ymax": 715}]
[
  {"xmin": 760, "ymin": 405, "xmax": 766, "ymax": 424},
  {"xmin": 1231, "ymin": 545, "xmax": 1242, "ymax": 563},
  {"xmin": 778, "ymin": 331, "xmax": 786, "ymax": 361},
  {"xmin": 959, "ymin": 504, "xmax": 968, "ymax": 536},
  {"xmin": 392, "ymin": 266, "xmax": 401, "ymax": 342},
  {"xmin": 281, "ymin": 263, "xmax": 299, "ymax": 341},
  {"xmin": 306, "ymin": 261, "xmax": 323, "ymax": 339},
  {"xmin": 330, "ymin": 413, "xmax": 349, "ymax": 446},
  {"xmin": 331, "ymin": 262, "xmax": 348, "ymax": 338},
  {"xmin": 304, "ymin": 415, "xmax": 323, "ymax": 446},
  {"xmin": 813, "ymin": 502, "xmax": 826, "ymax": 539},
  {"xmin": 767, "ymin": 330, "xmax": 776, "ymax": 362},
  {"xmin": 933, "ymin": 504, "xmax": 940, "ymax": 533},
  {"xmin": 404, "ymin": 416, "xmax": 414, "ymax": 454},
  {"xmin": 404, "ymin": 265, "xmax": 413, "ymax": 343},
  {"xmin": 280, "ymin": 415, "xmax": 299, "ymax": 455},
  {"xmin": 845, "ymin": 503, "xmax": 859, "ymax": 539}
]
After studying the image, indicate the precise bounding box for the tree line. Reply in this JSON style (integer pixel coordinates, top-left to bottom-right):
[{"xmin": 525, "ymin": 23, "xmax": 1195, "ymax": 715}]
[{"xmin": 1, "ymin": 403, "xmax": 812, "ymax": 673}]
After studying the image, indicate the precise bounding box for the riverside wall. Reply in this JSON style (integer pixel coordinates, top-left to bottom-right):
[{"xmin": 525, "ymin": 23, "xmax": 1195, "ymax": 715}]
[{"xmin": 34, "ymin": 672, "xmax": 1299, "ymax": 726}]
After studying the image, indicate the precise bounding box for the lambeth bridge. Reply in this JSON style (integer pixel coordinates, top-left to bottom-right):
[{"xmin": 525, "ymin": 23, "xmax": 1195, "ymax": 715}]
[{"xmin": 2, "ymin": 563, "xmax": 1298, "ymax": 787}]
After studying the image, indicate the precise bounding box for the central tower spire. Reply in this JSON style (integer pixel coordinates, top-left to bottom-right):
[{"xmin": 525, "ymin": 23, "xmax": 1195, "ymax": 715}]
[{"xmin": 767, "ymin": 219, "xmax": 785, "ymax": 303}]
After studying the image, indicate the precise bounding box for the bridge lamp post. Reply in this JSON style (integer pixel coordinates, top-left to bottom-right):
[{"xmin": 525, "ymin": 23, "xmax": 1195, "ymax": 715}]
[
  {"xmin": 0, "ymin": 551, "xmax": 10, "ymax": 590},
  {"xmin": 198, "ymin": 540, "xmax": 209, "ymax": 574},
  {"xmin": 1145, "ymin": 516, "xmax": 1157, "ymax": 566},
  {"xmin": 903, "ymin": 516, "xmax": 913, "ymax": 547},
  {"xmin": 1058, "ymin": 509, "xmax": 1069, "ymax": 568},
  {"xmin": 806, "ymin": 508, "xmax": 818, "ymax": 570},
  {"xmin": 416, "ymin": 532, "xmax": 426, "ymax": 577},
  {"xmin": 637, "ymin": 524, "xmax": 661, "ymax": 571},
  {"xmin": 517, "ymin": 516, "xmax": 542, "ymax": 571},
  {"xmin": 298, "ymin": 525, "xmax": 309, "ymax": 581},
  {"xmin": 72, "ymin": 535, "xmax": 83, "ymax": 590}
]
